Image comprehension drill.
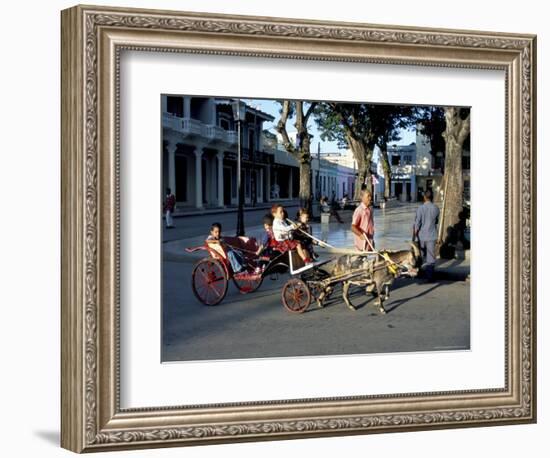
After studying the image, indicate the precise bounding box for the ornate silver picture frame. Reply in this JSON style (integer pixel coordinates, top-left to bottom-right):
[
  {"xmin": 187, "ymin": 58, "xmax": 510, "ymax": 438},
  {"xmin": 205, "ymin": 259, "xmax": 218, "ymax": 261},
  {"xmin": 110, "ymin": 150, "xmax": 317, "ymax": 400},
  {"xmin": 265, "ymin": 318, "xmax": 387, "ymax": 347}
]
[{"xmin": 61, "ymin": 4, "xmax": 536, "ymax": 453}]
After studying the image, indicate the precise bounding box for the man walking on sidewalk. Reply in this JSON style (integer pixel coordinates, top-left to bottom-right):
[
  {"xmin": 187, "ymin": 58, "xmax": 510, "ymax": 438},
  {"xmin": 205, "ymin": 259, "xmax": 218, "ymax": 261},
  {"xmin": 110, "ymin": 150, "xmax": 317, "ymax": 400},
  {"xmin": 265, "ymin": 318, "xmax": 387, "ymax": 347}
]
[
  {"xmin": 413, "ymin": 189, "xmax": 440, "ymax": 281},
  {"xmin": 164, "ymin": 187, "xmax": 176, "ymax": 229}
]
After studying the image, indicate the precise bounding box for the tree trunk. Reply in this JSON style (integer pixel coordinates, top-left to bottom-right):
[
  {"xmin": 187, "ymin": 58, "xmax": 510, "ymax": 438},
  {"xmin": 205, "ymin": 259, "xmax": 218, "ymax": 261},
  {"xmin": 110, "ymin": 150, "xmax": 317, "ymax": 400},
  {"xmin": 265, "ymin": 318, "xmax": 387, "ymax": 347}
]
[
  {"xmin": 380, "ymin": 148, "xmax": 391, "ymax": 200},
  {"xmin": 363, "ymin": 146, "xmax": 374, "ymax": 197},
  {"xmin": 354, "ymin": 166, "xmax": 372, "ymax": 200},
  {"xmin": 440, "ymin": 107, "xmax": 470, "ymax": 243},
  {"xmin": 364, "ymin": 167, "xmax": 373, "ymax": 194},
  {"xmin": 440, "ymin": 141, "xmax": 463, "ymax": 241},
  {"xmin": 276, "ymin": 101, "xmax": 316, "ymax": 208},
  {"xmin": 354, "ymin": 172, "xmax": 364, "ymax": 200},
  {"xmin": 298, "ymin": 160, "xmax": 311, "ymax": 209},
  {"xmin": 346, "ymin": 135, "xmax": 375, "ymax": 200},
  {"xmin": 297, "ymin": 122, "xmax": 313, "ymax": 209},
  {"xmin": 345, "ymin": 136, "xmax": 365, "ymax": 200}
]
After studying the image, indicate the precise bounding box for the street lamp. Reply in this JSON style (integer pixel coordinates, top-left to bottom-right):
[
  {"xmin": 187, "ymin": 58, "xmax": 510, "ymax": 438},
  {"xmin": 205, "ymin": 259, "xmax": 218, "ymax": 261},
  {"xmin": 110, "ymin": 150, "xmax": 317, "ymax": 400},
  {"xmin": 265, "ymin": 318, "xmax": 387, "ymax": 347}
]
[{"xmin": 232, "ymin": 99, "xmax": 247, "ymax": 236}]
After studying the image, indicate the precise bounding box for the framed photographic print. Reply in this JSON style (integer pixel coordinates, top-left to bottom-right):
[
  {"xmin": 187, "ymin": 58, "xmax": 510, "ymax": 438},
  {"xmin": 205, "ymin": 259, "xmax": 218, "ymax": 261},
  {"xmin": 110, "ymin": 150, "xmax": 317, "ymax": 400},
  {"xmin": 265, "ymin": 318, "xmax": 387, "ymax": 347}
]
[{"xmin": 61, "ymin": 4, "xmax": 537, "ymax": 453}]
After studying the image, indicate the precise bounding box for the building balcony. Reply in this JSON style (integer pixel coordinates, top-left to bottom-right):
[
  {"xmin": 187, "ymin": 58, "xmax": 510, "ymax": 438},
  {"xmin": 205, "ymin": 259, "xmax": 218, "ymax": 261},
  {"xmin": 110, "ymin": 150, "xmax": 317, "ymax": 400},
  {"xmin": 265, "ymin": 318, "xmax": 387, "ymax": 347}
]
[
  {"xmin": 203, "ymin": 124, "xmax": 237, "ymax": 146},
  {"xmin": 162, "ymin": 112, "xmax": 237, "ymax": 146},
  {"xmin": 391, "ymin": 164, "xmax": 415, "ymax": 176},
  {"xmin": 163, "ymin": 113, "xmax": 203, "ymax": 138}
]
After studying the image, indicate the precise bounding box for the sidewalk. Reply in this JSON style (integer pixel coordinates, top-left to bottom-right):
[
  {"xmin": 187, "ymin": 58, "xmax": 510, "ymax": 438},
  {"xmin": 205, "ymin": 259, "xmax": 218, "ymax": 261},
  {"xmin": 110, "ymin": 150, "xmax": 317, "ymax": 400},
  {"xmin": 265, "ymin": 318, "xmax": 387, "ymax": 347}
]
[
  {"xmin": 172, "ymin": 199, "xmax": 299, "ymax": 218},
  {"xmin": 164, "ymin": 202, "xmax": 470, "ymax": 280}
]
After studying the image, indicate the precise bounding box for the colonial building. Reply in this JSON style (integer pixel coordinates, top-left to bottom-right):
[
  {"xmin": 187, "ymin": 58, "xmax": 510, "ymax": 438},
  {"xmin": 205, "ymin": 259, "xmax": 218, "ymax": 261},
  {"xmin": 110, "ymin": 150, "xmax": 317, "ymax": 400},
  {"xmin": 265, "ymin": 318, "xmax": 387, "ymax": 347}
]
[
  {"xmin": 263, "ymin": 134, "xmax": 357, "ymax": 203},
  {"xmin": 162, "ymin": 95, "xmax": 276, "ymax": 210},
  {"xmin": 371, "ymin": 125, "xmax": 471, "ymax": 203},
  {"xmin": 316, "ymin": 151, "xmax": 357, "ymax": 200},
  {"xmin": 387, "ymin": 143, "xmax": 418, "ymax": 202},
  {"xmin": 260, "ymin": 131, "xmax": 300, "ymax": 200}
]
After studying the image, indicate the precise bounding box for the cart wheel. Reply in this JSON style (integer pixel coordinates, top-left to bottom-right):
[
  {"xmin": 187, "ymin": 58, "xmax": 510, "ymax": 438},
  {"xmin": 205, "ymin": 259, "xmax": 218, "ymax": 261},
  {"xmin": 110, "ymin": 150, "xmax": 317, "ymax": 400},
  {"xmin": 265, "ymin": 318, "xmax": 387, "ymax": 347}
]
[
  {"xmin": 233, "ymin": 272, "xmax": 263, "ymax": 294},
  {"xmin": 281, "ymin": 279, "xmax": 311, "ymax": 314},
  {"xmin": 191, "ymin": 258, "xmax": 228, "ymax": 305}
]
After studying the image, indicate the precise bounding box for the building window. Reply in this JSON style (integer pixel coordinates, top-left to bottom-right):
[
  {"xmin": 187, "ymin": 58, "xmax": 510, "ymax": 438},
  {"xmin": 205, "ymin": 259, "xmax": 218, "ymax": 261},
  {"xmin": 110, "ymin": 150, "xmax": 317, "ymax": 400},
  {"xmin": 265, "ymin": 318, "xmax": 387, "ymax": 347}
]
[
  {"xmin": 219, "ymin": 116, "xmax": 231, "ymax": 130},
  {"xmin": 245, "ymin": 169, "xmax": 251, "ymax": 198},
  {"xmin": 248, "ymin": 128, "xmax": 255, "ymax": 151},
  {"xmin": 292, "ymin": 167, "xmax": 299, "ymax": 199},
  {"xmin": 462, "ymin": 155, "xmax": 470, "ymax": 170},
  {"xmin": 166, "ymin": 96, "xmax": 183, "ymax": 117},
  {"xmin": 403, "ymin": 155, "xmax": 412, "ymax": 165},
  {"xmin": 190, "ymin": 97, "xmax": 206, "ymax": 120},
  {"xmin": 391, "ymin": 155, "xmax": 400, "ymax": 166}
]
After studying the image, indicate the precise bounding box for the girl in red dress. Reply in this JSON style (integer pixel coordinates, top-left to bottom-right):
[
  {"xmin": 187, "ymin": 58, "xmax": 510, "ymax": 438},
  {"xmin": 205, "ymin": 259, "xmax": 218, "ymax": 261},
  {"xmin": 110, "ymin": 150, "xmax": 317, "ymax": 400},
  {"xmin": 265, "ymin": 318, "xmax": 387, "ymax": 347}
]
[{"xmin": 270, "ymin": 204, "xmax": 311, "ymax": 264}]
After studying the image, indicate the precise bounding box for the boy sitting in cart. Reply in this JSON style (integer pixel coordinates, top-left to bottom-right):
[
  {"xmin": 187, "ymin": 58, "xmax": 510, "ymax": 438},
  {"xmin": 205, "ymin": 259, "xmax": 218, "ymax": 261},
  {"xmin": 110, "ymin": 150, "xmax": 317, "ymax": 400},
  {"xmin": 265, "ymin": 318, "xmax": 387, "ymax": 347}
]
[
  {"xmin": 271, "ymin": 204, "xmax": 313, "ymax": 267},
  {"xmin": 293, "ymin": 207, "xmax": 318, "ymax": 260},
  {"xmin": 206, "ymin": 222, "xmax": 244, "ymax": 273}
]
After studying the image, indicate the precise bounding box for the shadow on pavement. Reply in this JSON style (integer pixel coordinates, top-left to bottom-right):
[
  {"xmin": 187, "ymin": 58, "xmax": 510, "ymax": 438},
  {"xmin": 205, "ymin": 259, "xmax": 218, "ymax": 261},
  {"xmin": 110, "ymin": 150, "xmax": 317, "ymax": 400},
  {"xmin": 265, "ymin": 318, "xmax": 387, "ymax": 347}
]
[{"xmin": 384, "ymin": 283, "xmax": 443, "ymax": 314}]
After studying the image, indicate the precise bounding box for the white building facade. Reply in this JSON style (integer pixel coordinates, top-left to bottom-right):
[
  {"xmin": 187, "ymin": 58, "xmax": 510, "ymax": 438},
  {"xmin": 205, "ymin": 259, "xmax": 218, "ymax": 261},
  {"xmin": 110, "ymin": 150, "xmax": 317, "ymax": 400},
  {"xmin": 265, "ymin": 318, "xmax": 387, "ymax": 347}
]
[
  {"xmin": 373, "ymin": 129, "xmax": 471, "ymax": 204},
  {"xmin": 312, "ymin": 151, "xmax": 357, "ymax": 201},
  {"xmin": 162, "ymin": 95, "xmax": 301, "ymax": 211},
  {"xmin": 386, "ymin": 143, "xmax": 418, "ymax": 202}
]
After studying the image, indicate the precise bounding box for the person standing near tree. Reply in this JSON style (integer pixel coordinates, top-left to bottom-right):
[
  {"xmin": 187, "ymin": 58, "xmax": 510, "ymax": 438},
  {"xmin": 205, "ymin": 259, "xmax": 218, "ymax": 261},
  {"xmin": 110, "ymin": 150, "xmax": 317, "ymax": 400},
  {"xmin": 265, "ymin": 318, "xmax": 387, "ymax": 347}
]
[
  {"xmin": 351, "ymin": 189, "xmax": 375, "ymax": 251},
  {"xmin": 164, "ymin": 187, "xmax": 176, "ymax": 229},
  {"xmin": 413, "ymin": 189, "xmax": 440, "ymax": 281}
]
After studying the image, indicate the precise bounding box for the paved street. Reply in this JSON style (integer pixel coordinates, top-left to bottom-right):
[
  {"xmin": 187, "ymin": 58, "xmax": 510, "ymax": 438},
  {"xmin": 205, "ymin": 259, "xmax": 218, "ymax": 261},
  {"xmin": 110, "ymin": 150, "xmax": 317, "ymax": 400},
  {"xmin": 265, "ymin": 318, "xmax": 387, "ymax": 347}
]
[{"xmin": 162, "ymin": 203, "xmax": 470, "ymax": 362}]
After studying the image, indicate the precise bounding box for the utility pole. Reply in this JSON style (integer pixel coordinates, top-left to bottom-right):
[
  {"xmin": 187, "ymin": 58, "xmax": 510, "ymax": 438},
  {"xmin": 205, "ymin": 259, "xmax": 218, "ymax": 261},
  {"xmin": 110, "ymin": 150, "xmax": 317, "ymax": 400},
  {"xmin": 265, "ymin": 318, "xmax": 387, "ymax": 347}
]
[{"xmin": 232, "ymin": 100, "xmax": 246, "ymax": 236}]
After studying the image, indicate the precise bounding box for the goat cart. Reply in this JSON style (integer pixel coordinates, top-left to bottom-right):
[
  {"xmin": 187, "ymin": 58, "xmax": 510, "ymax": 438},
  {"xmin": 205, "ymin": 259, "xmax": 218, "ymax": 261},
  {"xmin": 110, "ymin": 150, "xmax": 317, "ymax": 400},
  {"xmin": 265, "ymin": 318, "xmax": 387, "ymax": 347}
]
[
  {"xmin": 281, "ymin": 255, "xmax": 376, "ymax": 314},
  {"xmin": 186, "ymin": 223, "xmax": 420, "ymax": 313},
  {"xmin": 281, "ymin": 245, "xmax": 420, "ymax": 315}
]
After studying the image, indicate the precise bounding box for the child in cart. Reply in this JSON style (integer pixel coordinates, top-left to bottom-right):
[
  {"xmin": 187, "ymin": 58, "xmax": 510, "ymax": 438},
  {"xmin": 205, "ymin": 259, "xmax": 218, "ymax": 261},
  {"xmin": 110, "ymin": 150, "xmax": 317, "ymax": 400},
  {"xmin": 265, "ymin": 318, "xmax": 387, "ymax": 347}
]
[
  {"xmin": 294, "ymin": 207, "xmax": 318, "ymax": 260},
  {"xmin": 206, "ymin": 222, "xmax": 244, "ymax": 273},
  {"xmin": 256, "ymin": 214, "xmax": 275, "ymax": 257},
  {"xmin": 271, "ymin": 204, "xmax": 312, "ymax": 267}
]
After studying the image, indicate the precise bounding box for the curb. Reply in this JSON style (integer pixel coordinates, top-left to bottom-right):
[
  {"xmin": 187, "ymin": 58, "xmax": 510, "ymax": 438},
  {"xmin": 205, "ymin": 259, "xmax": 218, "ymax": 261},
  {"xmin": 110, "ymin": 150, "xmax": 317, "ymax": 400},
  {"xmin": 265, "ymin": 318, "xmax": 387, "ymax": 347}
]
[{"xmin": 172, "ymin": 201, "xmax": 301, "ymax": 218}]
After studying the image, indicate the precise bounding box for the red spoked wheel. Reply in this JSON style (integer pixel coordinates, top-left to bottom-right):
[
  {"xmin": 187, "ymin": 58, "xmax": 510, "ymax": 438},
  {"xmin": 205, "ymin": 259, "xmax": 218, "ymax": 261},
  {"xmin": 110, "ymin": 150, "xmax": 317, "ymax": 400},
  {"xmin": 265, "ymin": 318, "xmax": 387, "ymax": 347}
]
[
  {"xmin": 233, "ymin": 271, "xmax": 263, "ymax": 294},
  {"xmin": 191, "ymin": 258, "xmax": 228, "ymax": 305},
  {"xmin": 281, "ymin": 279, "xmax": 311, "ymax": 314}
]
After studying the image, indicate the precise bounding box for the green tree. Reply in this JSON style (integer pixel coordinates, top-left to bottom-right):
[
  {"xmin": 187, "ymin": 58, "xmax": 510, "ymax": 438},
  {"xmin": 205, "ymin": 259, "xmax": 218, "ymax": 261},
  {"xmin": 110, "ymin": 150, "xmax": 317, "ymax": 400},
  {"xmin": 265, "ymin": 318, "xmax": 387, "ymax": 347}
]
[
  {"xmin": 315, "ymin": 103, "xmax": 417, "ymax": 200},
  {"xmin": 416, "ymin": 106, "xmax": 446, "ymax": 159},
  {"xmin": 314, "ymin": 102, "xmax": 377, "ymax": 199}
]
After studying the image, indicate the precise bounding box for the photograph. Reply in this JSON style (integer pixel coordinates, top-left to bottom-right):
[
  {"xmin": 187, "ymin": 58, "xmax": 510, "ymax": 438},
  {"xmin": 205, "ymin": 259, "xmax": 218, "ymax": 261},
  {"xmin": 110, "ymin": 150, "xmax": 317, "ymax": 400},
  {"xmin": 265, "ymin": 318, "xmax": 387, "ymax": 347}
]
[
  {"xmin": 161, "ymin": 96, "xmax": 472, "ymax": 362},
  {"xmin": 58, "ymin": 4, "xmax": 536, "ymax": 452}
]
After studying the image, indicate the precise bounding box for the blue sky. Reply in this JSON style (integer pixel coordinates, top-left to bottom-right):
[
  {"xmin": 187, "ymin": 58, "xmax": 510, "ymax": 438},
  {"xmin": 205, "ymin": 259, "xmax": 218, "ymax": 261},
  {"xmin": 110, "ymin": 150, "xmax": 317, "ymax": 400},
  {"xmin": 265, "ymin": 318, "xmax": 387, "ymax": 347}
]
[{"xmin": 243, "ymin": 98, "xmax": 416, "ymax": 155}]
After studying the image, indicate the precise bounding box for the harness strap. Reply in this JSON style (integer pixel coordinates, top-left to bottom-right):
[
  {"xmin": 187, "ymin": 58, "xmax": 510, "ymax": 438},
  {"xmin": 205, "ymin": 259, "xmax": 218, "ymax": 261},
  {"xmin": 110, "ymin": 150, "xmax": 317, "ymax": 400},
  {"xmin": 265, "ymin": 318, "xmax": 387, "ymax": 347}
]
[{"xmin": 381, "ymin": 251, "xmax": 399, "ymax": 276}]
